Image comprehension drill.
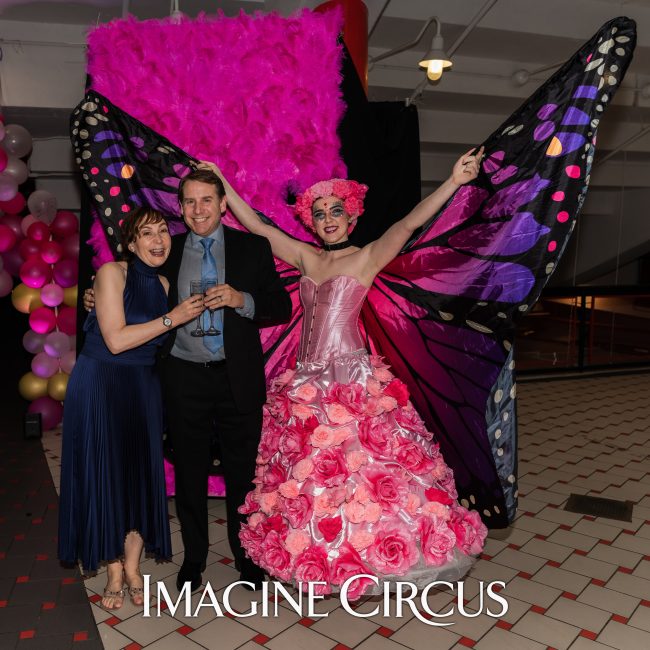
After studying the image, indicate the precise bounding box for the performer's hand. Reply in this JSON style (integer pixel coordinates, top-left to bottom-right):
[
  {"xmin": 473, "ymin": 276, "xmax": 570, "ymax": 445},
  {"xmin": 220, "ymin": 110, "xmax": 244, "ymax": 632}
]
[
  {"xmin": 451, "ymin": 146, "xmax": 484, "ymax": 186},
  {"xmin": 204, "ymin": 283, "xmax": 244, "ymax": 310},
  {"xmin": 197, "ymin": 160, "xmax": 223, "ymax": 178},
  {"xmin": 168, "ymin": 294, "xmax": 205, "ymax": 326},
  {"xmin": 83, "ymin": 286, "xmax": 95, "ymax": 312}
]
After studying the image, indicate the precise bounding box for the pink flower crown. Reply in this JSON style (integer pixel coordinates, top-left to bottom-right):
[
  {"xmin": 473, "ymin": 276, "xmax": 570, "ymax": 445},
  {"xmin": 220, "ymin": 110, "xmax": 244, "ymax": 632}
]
[{"xmin": 294, "ymin": 178, "xmax": 369, "ymax": 232}]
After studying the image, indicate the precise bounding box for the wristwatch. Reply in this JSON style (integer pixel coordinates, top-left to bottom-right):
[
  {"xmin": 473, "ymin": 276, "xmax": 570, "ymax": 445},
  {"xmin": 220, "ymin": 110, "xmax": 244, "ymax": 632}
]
[{"xmin": 162, "ymin": 314, "xmax": 173, "ymax": 328}]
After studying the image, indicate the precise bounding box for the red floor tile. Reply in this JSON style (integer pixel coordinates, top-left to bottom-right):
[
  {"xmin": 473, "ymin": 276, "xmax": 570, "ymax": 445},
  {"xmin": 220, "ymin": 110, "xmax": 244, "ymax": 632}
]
[
  {"xmin": 19, "ymin": 631, "xmax": 35, "ymax": 640},
  {"xmin": 252, "ymin": 633, "xmax": 270, "ymax": 645},
  {"xmin": 73, "ymin": 631, "xmax": 88, "ymax": 641},
  {"xmin": 377, "ymin": 627, "xmax": 394, "ymax": 638},
  {"xmin": 176, "ymin": 625, "xmax": 194, "ymax": 635}
]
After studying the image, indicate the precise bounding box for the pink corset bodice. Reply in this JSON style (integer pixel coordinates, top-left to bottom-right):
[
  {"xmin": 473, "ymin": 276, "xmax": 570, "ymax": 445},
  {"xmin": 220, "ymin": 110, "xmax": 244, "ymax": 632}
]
[{"xmin": 298, "ymin": 275, "xmax": 369, "ymax": 363}]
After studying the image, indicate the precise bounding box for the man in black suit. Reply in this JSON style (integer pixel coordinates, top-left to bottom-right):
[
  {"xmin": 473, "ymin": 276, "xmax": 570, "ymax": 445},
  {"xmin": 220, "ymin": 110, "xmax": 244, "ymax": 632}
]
[{"xmin": 158, "ymin": 169, "xmax": 291, "ymax": 591}]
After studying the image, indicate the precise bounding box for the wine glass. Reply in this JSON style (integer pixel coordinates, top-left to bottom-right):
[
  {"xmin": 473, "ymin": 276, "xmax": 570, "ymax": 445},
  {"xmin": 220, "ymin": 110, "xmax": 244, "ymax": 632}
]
[
  {"xmin": 203, "ymin": 279, "xmax": 221, "ymax": 336},
  {"xmin": 189, "ymin": 280, "xmax": 205, "ymax": 337}
]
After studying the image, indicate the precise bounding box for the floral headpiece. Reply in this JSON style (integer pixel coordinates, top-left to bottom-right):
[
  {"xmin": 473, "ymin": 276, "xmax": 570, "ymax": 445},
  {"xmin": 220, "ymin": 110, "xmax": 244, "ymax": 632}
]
[{"xmin": 294, "ymin": 178, "xmax": 368, "ymax": 232}]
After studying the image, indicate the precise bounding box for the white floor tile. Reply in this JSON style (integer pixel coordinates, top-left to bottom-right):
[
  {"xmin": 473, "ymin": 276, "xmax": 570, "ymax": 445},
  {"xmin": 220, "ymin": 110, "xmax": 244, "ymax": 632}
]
[
  {"xmin": 511, "ymin": 611, "xmax": 580, "ymax": 650},
  {"xmin": 597, "ymin": 619, "xmax": 650, "ymax": 650}
]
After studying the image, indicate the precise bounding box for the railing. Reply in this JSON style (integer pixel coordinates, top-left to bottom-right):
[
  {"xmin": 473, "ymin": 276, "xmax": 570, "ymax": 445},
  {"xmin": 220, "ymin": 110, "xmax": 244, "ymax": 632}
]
[{"xmin": 515, "ymin": 286, "xmax": 650, "ymax": 373}]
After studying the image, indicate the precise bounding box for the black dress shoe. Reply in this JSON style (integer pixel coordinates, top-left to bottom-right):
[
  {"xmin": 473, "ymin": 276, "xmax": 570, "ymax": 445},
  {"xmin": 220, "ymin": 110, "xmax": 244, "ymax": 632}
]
[{"xmin": 176, "ymin": 562, "xmax": 202, "ymax": 592}]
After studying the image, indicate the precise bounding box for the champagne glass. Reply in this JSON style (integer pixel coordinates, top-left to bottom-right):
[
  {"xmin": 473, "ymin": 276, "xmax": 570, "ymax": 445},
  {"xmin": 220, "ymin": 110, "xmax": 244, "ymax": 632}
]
[
  {"xmin": 189, "ymin": 280, "xmax": 205, "ymax": 337},
  {"xmin": 203, "ymin": 279, "xmax": 221, "ymax": 336}
]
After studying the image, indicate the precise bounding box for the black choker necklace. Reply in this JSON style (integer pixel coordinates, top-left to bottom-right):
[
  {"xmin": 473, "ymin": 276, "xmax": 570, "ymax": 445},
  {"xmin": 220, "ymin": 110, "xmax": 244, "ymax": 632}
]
[{"xmin": 322, "ymin": 241, "xmax": 352, "ymax": 252}]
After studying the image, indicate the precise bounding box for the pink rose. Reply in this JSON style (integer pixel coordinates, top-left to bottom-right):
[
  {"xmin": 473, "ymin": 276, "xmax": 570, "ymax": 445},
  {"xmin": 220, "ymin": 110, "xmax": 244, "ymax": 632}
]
[
  {"xmin": 353, "ymin": 483, "xmax": 372, "ymax": 504},
  {"xmin": 363, "ymin": 468, "xmax": 408, "ymax": 513},
  {"xmin": 261, "ymin": 530, "xmax": 293, "ymax": 581},
  {"xmin": 266, "ymin": 392, "xmax": 292, "ymax": 421},
  {"xmin": 292, "ymin": 458, "xmax": 314, "ymax": 482},
  {"xmin": 366, "ymin": 524, "xmax": 418, "ymax": 575},
  {"xmin": 259, "ymin": 491, "xmax": 280, "ymax": 515},
  {"xmin": 282, "ymin": 494, "xmax": 313, "ymax": 528},
  {"xmin": 314, "ymin": 487, "xmax": 346, "ymax": 517},
  {"xmin": 238, "ymin": 490, "xmax": 260, "ymax": 515},
  {"xmin": 366, "ymin": 376, "xmax": 382, "ymax": 397},
  {"xmin": 431, "ymin": 460, "xmax": 448, "ymax": 480},
  {"xmin": 405, "ymin": 493, "xmax": 421, "ymax": 515},
  {"xmin": 325, "ymin": 382, "xmax": 366, "ymax": 416},
  {"xmin": 358, "ymin": 414, "xmax": 394, "ymax": 457},
  {"xmin": 258, "ymin": 420, "xmax": 283, "ymax": 463},
  {"xmin": 394, "ymin": 406, "xmax": 431, "ymax": 439},
  {"xmin": 311, "ymin": 425, "xmax": 337, "ymax": 449},
  {"xmin": 349, "ymin": 530, "xmax": 374, "ymax": 552},
  {"xmin": 448, "ymin": 507, "xmax": 487, "ymax": 556},
  {"xmin": 291, "ymin": 382, "xmax": 318, "ymax": 403},
  {"xmin": 425, "ymin": 487, "xmax": 454, "ymax": 505},
  {"xmin": 260, "ymin": 513, "xmax": 286, "ymax": 535},
  {"xmin": 292, "ymin": 403, "xmax": 314, "ymax": 420},
  {"xmin": 364, "ymin": 503, "xmax": 382, "ymax": 523},
  {"xmin": 439, "ymin": 472, "xmax": 458, "ymax": 499},
  {"xmin": 394, "ymin": 438, "xmax": 436, "ymax": 475},
  {"xmin": 271, "ymin": 367, "xmax": 296, "ymax": 390},
  {"xmin": 239, "ymin": 523, "xmax": 265, "ymax": 563},
  {"xmin": 373, "ymin": 367, "xmax": 393, "ymax": 383},
  {"xmin": 379, "ymin": 396, "xmax": 398, "ymax": 412},
  {"xmin": 326, "ymin": 403, "xmax": 355, "ymax": 425},
  {"xmin": 383, "ymin": 379, "xmax": 410, "ymax": 407},
  {"xmin": 294, "ymin": 545, "xmax": 331, "ymax": 595},
  {"xmin": 343, "ymin": 500, "xmax": 366, "ymax": 523},
  {"xmin": 312, "ymin": 448, "xmax": 349, "ymax": 487},
  {"xmin": 278, "ymin": 480, "xmax": 300, "ymax": 499},
  {"xmin": 248, "ymin": 512, "xmax": 264, "ymax": 528},
  {"xmin": 346, "ymin": 450, "xmax": 369, "ymax": 472},
  {"xmin": 332, "ymin": 426, "xmax": 353, "ymax": 446},
  {"xmin": 422, "ymin": 501, "xmax": 449, "ymax": 519},
  {"xmin": 261, "ymin": 463, "xmax": 287, "ymax": 493},
  {"xmin": 369, "ymin": 355, "xmax": 389, "ymax": 368},
  {"xmin": 285, "ymin": 530, "xmax": 311, "ymax": 556},
  {"xmin": 420, "ymin": 517, "xmax": 457, "ymax": 566},
  {"xmin": 279, "ymin": 424, "xmax": 310, "ymax": 464},
  {"xmin": 317, "ymin": 516, "xmax": 342, "ymax": 543},
  {"xmin": 331, "ymin": 543, "xmax": 375, "ymax": 600},
  {"xmin": 364, "ymin": 397, "xmax": 386, "ymax": 417}
]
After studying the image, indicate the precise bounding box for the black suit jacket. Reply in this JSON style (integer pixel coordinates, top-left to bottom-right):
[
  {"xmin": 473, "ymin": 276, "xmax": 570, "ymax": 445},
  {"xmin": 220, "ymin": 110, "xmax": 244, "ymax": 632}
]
[{"xmin": 158, "ymin": 226, "xmax": 292, "ymax": 413}]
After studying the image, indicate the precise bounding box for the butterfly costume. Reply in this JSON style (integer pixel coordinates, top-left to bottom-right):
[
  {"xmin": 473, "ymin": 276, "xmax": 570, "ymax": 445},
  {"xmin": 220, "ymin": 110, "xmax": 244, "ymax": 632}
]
[{"xmin": 71, "ymin": 17, "xmax": 636, "ymax": 592}]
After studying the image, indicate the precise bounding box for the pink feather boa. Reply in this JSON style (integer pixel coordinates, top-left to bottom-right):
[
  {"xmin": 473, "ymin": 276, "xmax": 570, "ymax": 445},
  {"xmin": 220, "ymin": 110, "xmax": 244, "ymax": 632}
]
[{"xmin": 86, "ymin": 8, "xmax": 347, "ymax": 265}]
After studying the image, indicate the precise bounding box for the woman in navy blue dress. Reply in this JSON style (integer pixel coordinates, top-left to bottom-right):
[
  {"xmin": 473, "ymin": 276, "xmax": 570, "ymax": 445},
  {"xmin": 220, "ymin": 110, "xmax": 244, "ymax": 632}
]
[{"xmin": 58, "ymin": 208, "xmax": 204, "ymax": 609}]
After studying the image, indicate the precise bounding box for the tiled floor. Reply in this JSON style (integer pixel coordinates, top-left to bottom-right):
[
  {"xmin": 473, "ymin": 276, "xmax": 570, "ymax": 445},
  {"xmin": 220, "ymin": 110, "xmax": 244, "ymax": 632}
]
[{"xmin": 37, "ymin": 372, "xmax": 650, "ymax": 649}]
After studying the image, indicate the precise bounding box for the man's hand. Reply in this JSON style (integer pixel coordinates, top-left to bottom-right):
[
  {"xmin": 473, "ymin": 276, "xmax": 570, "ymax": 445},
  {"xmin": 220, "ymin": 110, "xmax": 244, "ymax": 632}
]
[
  {"xmin": 204, "ymin": 284, "xmax": 244, "ymax": 310},
  {"xmin": 83, "ymin": 287, "xmax": 95, "ymax": 312}
]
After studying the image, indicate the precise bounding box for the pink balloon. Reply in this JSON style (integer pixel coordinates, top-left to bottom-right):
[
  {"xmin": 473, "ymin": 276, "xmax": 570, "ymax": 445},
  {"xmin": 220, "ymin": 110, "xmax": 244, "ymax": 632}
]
[
  {"xmin": 60, "ymin": 234, "xmax": 80, "ymax": 259},
  {"xmin": 29, "ymin": 306, "xmax": 57, "ymax": 334},
  {"xmin": 27, "ymin": 221, "xmax": 50, "ymax": 242},
  {"xmin": 2, "ymin": 248, "xmax": 24, "ymax": 276},
  {"xmin": 0, "ymin": 224, "xmax": 17, "ymax": 252},
  {"xmin": 53, "ymin": 258, "xmax": 78, "ymax": 288},
  {"xmin": 57, "ymin": 306, "xmax": 77, "ymax": 335},
  {"xmin": 20, "ymin": 257, "xmax": 52, "ymax": 289},
  {"xmin": 0, "ymin": 268, "xmax": 12, "ymax": 297},
  {"xmin": 40, "ymin": 240, "xmax": 63, "ymax": 265},
  {"xmin": 0, "ymin": 214, "xmax": 24, "ymax": 240},
  {"xmin": 23, "ymin": 329, "xmax": 46, "ymax": 353},
  {"xmin": 0, "ymin": 148, "xmax": 7, "ymax": 173},
  {"xmin": 19, "ymin": 238, "xmax": 40, "ymax": 261},
  {"xmin": 20, "ymin": 214, "xmax": 38, "ymax": 236},
  {"xmin": 51, "ymin": 211, "xmax": 79, "ymax": 239},
  {"xmin": 31, "ymin": 351, "xmax": 59, "ymax": 378},
  {"xmin": 0, "ymin": 172, "xmax": 18, "ymax": 202},
  {"xmin": 40, "ymin": 282, "xmax": 64, "ymax": 307},
  {"xmin": 60, "ymin": 349, "xmax": 76, "ymax": 374},
  {"xmin": 28, "ymin": 396, "xmax": 63, "ymax": 430},
  {"xmin": 44, "ymin": 330, "xmax": 70, "ymax": 357},
  {"xmin": 0, "ymin": 192, "xmax": 26, "ymax": 214}
]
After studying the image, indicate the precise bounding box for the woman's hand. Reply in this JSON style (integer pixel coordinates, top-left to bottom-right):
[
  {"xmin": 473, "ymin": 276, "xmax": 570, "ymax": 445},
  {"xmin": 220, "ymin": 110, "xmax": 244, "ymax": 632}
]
[
  {"xmin": 83, "ymin": 287, "xmax": 95, "ymax": 312},
  {"xmin": 450, "ymin": 146, "xmax": 485, "ymax": 186},
  {"xmin": 167, "ymin": 294, "xmax": 205, "ymax": 327},
  {"xmin": 197, "ymin": 160, "xmax": 222, "ymax": 177}
]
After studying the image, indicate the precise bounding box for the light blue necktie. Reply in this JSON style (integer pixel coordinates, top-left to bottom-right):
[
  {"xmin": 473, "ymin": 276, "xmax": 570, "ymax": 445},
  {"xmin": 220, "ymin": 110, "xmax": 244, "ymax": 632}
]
[{"xmin": 200, "ymin": 237, "xmax": 223, "ymax": 354}]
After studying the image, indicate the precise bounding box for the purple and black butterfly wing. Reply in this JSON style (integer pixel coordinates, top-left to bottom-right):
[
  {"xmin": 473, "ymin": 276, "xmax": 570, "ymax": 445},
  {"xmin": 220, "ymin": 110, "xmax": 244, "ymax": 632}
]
[{"xmin": 362, "ymin": 17, "xmax": 636, "ymax": 527}]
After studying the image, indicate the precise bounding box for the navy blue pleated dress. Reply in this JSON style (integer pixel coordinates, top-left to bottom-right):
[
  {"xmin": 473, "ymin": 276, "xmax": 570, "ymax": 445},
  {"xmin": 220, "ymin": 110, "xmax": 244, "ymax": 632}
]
[{"xmin": 58, "ymin": 258, "xmax": 172, "ymax": 573}]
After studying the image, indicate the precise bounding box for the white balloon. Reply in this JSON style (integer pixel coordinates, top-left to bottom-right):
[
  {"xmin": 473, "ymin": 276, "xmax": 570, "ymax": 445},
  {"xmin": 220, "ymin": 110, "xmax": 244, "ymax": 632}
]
[
  {"xmin": 3, "ymin": 124, "xmax": 32, "ymax": 158},
  {"xmin": 0, "ymin": 172, "xmax": 18, "ymax": 202},
  {"xmin": 27, "ymin": 190, "xmax": 58, "ymax": 225},
  {"xmin": 3, "ymin": 155, "xmax": 29, "ymax": 185}
]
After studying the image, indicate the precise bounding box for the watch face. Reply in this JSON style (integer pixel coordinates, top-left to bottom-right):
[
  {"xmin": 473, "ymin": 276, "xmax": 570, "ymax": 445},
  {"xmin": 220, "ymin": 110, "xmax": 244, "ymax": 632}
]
[{"xmin": 163, "ymin": 316, "xmax": 172, "ymax": 327}]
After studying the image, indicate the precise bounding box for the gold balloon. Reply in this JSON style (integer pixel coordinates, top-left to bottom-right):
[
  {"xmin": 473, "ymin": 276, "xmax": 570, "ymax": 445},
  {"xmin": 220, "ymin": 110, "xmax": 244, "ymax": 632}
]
[
  {"xmin": 47, "ymin": 372, "xmax": 69, "ymax": 401},
  {"xmin": 12, "ymin": 283, "xmax": 44, "ymax": 314},
  {"xmin": 18, "ymin": 372, "xmax": 49, "ymax": 400},
  {"xmin": 63, "ymin": 285, "xmax": 78, "ymax": 308}
]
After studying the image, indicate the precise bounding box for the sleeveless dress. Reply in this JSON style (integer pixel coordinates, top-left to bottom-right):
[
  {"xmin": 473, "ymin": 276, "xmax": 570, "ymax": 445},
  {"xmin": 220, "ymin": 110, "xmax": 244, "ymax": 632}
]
[
  {"xmin": 239, "ymin": 275, "xmax": 488, "ymax": 598},
  {"xmin": 58, "ymin": 258, "xmax": 172, "ymax": 573}
]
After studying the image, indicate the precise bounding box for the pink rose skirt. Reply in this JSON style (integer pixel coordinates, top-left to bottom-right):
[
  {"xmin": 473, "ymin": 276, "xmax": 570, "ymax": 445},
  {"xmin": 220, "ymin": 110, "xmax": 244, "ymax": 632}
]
[{"xmin": 239, "ymin": 350, "xmax": 488, "ymax": 600}]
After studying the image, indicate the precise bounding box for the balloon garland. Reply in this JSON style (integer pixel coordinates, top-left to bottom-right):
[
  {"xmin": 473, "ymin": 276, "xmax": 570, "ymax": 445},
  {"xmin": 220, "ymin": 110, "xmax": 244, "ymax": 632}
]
[{"xmin": 0, "ymin": 112, "xmax": 80, "ymax": 430}]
